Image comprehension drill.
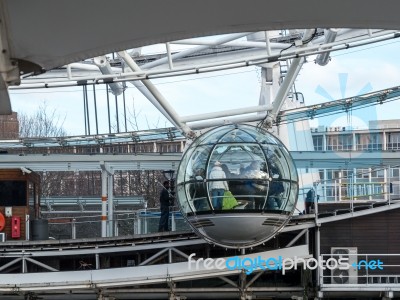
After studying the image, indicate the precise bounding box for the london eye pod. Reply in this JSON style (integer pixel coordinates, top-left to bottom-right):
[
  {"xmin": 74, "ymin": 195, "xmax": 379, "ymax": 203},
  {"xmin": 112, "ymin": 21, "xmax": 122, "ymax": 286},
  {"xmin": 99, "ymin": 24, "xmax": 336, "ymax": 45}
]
[{"xmin": 176, "ymin": 124, "xmax": 299, "ymax": 249}]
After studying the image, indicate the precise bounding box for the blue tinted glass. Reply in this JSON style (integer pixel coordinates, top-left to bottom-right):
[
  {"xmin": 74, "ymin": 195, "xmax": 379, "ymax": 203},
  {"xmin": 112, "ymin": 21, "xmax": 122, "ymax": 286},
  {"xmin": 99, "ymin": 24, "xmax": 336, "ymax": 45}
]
[
  {"xmin": 262, "ymin": 145, "xmax": 291, "ymax": 180},
  {"xmin": 219, "ymin": 129, "xmax": 257, "ymax": 143},
  {"xmin": 283, "ymin": 183, "xmax": 298, "ymax": 212},
  {"xmin": 177, "ymin": 184, "xmax": 193, "ymax": 214},
  {"xmin": 184, "ymin": 144, "xmax": 213, "ymax": 182},
  {"xmin": 267, "ymin": 181, "xmax": 290, "ymax": 212},
  {"xmin": 225, "ymin": 179, "xmax": 268, "ymax": 211},
  {"xmin": 242, "ymin": 125, "xmax": 278, "ymax": 144},
  {"xmin": 185, "ymin": 182, "xmax": 211, "ymax": 213},
  {"xmin": 196, "ymin": 127, "xmax": 231, "ymax": 145}
]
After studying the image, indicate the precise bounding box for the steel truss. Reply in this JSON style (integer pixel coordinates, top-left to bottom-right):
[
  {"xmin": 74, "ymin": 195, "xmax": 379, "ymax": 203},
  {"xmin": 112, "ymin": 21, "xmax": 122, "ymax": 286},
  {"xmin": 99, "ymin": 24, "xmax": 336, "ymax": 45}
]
[
  {"xmin": 0, "ymin": 229, "xmax": 311, "ymax": 300},
  {"xmin": 2, "ymin": 82, "xmax": 400, "ymax": 150},
  {"xmin": 2, "ymin": 200, "xmax": 400, "ymax": 299},
  {"xmin": 7, "ymin": 29, "xmax": 400, "ymax": 138},
  {"xmin": 0, "ymin": 151, "xmax": 398, "ymax": 172}
]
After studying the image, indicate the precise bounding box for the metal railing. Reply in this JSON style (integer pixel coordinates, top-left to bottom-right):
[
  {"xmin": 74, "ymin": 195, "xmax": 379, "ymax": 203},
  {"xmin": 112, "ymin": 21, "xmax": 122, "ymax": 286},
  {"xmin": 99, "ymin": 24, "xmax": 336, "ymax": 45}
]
[
  {"xmin": 40, "ymin": 196, "xmax": 145, "ymax": 211},
  {"xmin": 320, "ymin": 253, "xmax": 400, "ymax": 287},
  {"xmin": 42, "ymin": 206, "xmax": 189, "ymax": 240}
]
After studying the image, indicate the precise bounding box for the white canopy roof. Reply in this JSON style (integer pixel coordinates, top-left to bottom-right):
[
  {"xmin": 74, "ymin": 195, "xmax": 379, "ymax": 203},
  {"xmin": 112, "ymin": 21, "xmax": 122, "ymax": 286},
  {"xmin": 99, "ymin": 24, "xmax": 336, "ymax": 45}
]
[{"xmin": 3, "ymin": 0, "xmax": 400, "ymax": 71}]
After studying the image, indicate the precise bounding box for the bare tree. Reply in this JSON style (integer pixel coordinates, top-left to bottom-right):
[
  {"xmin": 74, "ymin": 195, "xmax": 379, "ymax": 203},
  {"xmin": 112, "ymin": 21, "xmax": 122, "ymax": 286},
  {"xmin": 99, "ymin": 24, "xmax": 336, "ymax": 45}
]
[
  {"xmin": 126, "ymin": 97, "xmax": 168, "ymax": 131},
  {"xmin": 127, "ymin": 97, "xmax": 142, "ymax": 131},
  {"xmin": 17, "ymin": 101, "xmax": 174, "ymax": 238},
  {"xmin": 17, "ymin": 103, "xmax": 71, "ymax": 207},
  {"xmin": 18, "ymin": 102, "xmax": 68, "ymax": 138}
]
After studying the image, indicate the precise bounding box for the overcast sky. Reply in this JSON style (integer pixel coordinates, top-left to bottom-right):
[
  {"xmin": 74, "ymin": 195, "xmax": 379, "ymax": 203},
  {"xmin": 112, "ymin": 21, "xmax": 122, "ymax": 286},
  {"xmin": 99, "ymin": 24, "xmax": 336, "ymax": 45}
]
[{"xmin": 9, "ymin": 38, "xmax": 400, "ymax": 136}]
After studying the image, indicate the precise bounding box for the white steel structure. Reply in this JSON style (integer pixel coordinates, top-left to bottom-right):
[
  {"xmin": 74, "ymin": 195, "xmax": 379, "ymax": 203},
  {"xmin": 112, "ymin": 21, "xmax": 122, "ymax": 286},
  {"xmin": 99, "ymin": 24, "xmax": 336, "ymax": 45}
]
[
  {"xmin": 6, "ymin": 29, "xmax": 400, "ymax": 136},
  {"xmin": 0, "ymin": 0, "xmax": 399, "ymax": 135},
  {"xmin": 1, "ymin": 1, "xmax": 400, "ymax": 300}
]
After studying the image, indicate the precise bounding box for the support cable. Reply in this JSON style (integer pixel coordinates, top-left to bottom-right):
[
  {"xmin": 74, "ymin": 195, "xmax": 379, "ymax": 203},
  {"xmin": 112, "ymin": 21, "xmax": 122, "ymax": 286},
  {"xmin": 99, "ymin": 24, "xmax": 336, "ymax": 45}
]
[
  {"xmin": 106, "ymin": 84, "xmax": 111, "ymax": 134},
  {"xmin": 115, "ymin": 94, "xmax": 120, "ymax": 133},
  {"xmin": 123, "ymin": 83, "xmax": 127, "ymax": 132},
  {"xmin": 93, "ymin": 84, "xmax": 99, "ymax": 135},
  {"xmin": 84, "ymin": 85, "xmax": 91, "ymax": 135},
  {"xmin": 82, "ymin": 86, "xmax": 87, "ymax": 135}
]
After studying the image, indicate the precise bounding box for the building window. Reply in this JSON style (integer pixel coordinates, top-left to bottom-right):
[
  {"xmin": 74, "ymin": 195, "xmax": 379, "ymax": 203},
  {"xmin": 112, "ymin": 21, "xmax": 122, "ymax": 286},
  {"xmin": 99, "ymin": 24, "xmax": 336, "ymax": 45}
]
[
  {"xmin": 312, "ymin": 135, "xmax": 323, "ymax": 151},
  {"xmin": 319, "ymin": 169, "xmax": 324, "ymax": 180},
  {"xmin": 371, "ymin": 169, "xmax": 384, "ymax": 178},
  {"xmin": 356, "ymin": 169, "xmax": 370, "ymax": 179},
  {"xmin": 326, "ymin": 134, "xmax": 353, "ymax": 151},
  {"xmin": 391, "ymin": 168, "xmax": 399, "ymax": 178},
  {"xmin": 356, "ymin": 133, "xmax": 382, "ymax": 150},
  {"xmin": 326, "ymin": 169, "xmax": 348, "ymax": 180},
  {"xmin": 387, "ymin": 132, "xmax": 400, "ymax": 150}
]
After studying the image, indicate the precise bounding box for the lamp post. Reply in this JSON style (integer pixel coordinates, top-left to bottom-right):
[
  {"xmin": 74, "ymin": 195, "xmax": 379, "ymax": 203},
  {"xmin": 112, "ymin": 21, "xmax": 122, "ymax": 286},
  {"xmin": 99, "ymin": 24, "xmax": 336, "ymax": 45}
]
[
  {"xmin": 162, "ymin": 170, "xmax": 175, "ymax": 181},
  {"xmin": 162, "ymin": 169, "xmax": 175, "ymax": 195},
  {"xmin": 162, "ymin": 169, "xmax": 175, "ymax": 199},
  {"xmin": 162, "ymin": 170, "xmax": 175, "ymax": 231}
]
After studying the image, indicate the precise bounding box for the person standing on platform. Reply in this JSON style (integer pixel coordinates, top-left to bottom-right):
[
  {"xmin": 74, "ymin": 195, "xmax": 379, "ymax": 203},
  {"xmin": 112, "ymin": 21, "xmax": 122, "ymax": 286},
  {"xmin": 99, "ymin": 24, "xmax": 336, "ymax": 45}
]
[
  {"xmin": 305, "ymin": 188, "xmax": 315, "ymax": 214},
  {"xmin": 158, "ymin": 180, "xmax": 173, "ymax": 232}
]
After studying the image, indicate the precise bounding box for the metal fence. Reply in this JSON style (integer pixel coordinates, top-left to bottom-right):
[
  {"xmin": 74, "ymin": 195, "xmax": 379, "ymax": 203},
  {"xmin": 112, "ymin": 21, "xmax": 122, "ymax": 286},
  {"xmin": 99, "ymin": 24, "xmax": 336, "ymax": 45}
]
[{"xmin": 44, "ymin": 206, "xmax": 190, "ymax": 240}]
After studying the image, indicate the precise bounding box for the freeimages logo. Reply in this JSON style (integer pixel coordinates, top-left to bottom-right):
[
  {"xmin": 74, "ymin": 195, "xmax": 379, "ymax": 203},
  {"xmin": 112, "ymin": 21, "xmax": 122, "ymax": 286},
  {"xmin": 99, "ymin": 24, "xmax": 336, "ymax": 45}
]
[{"xmin": 188, "ymin": 253, "xmax": 383, "ymax": 275}]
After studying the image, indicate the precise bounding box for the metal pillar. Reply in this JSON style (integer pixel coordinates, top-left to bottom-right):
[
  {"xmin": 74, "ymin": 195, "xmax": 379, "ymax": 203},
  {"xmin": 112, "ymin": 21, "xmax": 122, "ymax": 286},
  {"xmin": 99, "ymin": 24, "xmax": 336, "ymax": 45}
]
[
  {"xmin": 136, "ymin": 217, "xmax": 141, "ymax": 235},
  {"xmin": 383, "ymin": 167, "xmax": 388, "ymax": 201},
  {"xmin": 22, "ymin": 257, "xmax": 27, "ymax": 273},
  {"xmin": 171, "ymin": 210, "xmax": 176, "ymax": 232},
  {"xmin": 266, "ymin": 56, "xmax": 305, "ymax": 125},
  {"xmin": 95, "ymin": 253, "xmax": 100, "ymax": 270},
  {"xmin": 101, "ymin": 168, "xmax": 108, "ymax": 237},
  {"xmin": 352, "ymin": 169, "xmax": 356, "ymax": 211},
  {"xmin": 368, "ymin": 167, "xmax": 372, "ymax": 201},
  {"xmin": 108, "ymin": 173, "xmax": 114, "ymax": 237},
  {"xmin": 316, "ymin": 226, "xmax": 321, "ymax": 291},
  {"xmin": 315, "ymin": 28, "xmax": 339, "ymax": 66},
  {"xmin": 383, "ymin": 130, "xmax": 387, "ymax": 151},
  {"xmin": 93, "ymin": 56, "xmax": 124, "ymax": 96},
  {"xmin": 323, "ymin": 169, "xmax": 327, "ymax": 201},
  {"xmin": 71, "ymin": 218, "xmax": 76, "ymax": 239},
  {"xmin": 114, "ymin": 219, "xmax": 119, "ymax": 237},
  {"xmin": 25, "ymin": 215, "xmax": 30, "ymax": 241}
]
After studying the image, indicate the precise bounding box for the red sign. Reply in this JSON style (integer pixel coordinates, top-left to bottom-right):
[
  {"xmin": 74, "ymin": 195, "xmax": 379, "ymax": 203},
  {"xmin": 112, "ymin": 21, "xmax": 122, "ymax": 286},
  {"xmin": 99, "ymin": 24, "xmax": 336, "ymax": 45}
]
[{"xmin": 11, "ymin": 216, "xmax": 20, "ymax": 238}]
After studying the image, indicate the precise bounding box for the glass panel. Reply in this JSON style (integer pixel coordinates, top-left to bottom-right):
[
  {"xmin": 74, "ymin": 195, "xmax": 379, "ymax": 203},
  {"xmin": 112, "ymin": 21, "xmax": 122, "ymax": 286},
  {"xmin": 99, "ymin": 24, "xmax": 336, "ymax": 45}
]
[
  {"xmin": 191, "ymin": 127, "xmax": 230, "ymax": 147},
  {"xmin": 176, "ymin": 124, "xmax": 298, "ymax": 216},
  {"xmin": 219, "ymin": 128, "xmax": 257, "ymax": 143},
  {"xmin": 177, "ymin": 185, "xmax": 193, "ymax": 215},
  {"xmin": 266, "ymin": 180, "xmax": 288, "ymax": 211},
  {"xmin": 207, "ymin": 159, "xmax": 230, "ymax": 210},
  {"xmin": 208, "ymin": 144, "xmax": 230, "ymax": 168},
  {"xmin": 247, "ymin": 127, "xmax": 279, "ymax": 145},
  {"xmin": 239, "ymin": 161, "xmax": 269, "ymax": 179},
  {"xmin": 263, "ymin": 145, "xmax": 291, "ymax": 181},
  {"xmin": 177, "ymin": 147, "xmax": 193, "ymax": 185},
  {"xmin": 196, "ymin": 127, "xmax": 231, "ymax": 145},
  {"xmin": 227, "ymin": 179, "xmax": 268, "ymax": 211},
  {"xmin": 185, "ymin": 181, "xmax": 211, "ymax": 213},
  {"xmin": 184, "ymin": 144, "xmax": 213, "ymax": 182},
  {"xmin": 0, "ymin": 181, "xmax": 27, "ymax": 206},
  {"xmin": 208, "ymin": 144, "xmax": 267, "ymax": 177},
  {"xmin": 280, "ymin": 146, "xmax": 298, "ymax": 182},
  {"xmin": 283, "ymin": 182, "xmax": 298, "ymax": 213}
]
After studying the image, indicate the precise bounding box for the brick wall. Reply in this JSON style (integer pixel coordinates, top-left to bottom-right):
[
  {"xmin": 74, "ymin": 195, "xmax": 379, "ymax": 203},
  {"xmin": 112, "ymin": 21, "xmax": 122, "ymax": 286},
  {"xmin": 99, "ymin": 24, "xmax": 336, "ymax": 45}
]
[{"xmin": 0, "ymin": 112, "xmax": 19, "ymax": 139}]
